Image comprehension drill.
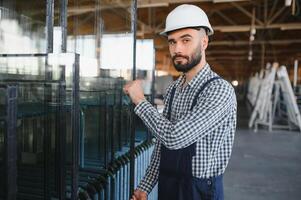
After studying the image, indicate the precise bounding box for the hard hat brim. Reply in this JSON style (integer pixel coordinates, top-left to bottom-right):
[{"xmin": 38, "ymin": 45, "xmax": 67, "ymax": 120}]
[{"xmin": 160, "ymin": 26, "xmax": 214, "ymax": 36}]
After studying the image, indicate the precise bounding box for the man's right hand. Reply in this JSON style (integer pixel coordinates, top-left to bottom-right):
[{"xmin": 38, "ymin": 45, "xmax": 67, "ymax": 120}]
[{"xmin": 130, "ymin": 189, "xmax": 147, "ymax": 200}]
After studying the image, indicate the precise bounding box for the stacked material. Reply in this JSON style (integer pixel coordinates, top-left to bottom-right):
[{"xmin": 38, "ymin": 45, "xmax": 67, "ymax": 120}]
[{"xmin": 248, "ymin": 62, "xmax": 301, "ymax": 132}]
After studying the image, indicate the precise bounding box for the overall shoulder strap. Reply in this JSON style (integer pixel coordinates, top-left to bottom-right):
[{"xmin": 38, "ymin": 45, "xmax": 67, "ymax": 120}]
[
  {"xmin": 190, "ymin": 76, "xmax": 221, "ymax": 110},
  {"xmin": 167, "ymin": 76, "xmax": 221, "ymax": 120},
  {"xmin": 167, "ymin": 85, "xmax": 177, "ymax": 120}
]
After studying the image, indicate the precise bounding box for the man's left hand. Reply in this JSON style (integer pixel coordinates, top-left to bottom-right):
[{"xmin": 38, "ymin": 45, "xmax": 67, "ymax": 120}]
[{"xmin": 123, "ymin": 80, "xmax": 146, "ymax": 105}]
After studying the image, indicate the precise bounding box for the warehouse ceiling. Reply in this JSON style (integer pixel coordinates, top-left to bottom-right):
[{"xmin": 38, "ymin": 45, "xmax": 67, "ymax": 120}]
[{"xmin": 9, "ymin": 0, "xmax": 301, "ymax": 80}]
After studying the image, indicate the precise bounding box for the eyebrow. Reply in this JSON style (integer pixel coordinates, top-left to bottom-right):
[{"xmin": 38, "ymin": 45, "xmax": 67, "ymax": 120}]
[
  {"xmin": 168, "ymin": 34, "xmax": 193, "ymax": 42},
  {"xmin": 180, "ymin": 34, "xmax": 193, "ymax": 39}
]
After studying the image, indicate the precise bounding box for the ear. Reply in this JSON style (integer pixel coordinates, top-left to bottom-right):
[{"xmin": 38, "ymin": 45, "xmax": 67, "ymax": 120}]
[{"xmin": 201, "ymin": 35, "xmax": 209, "ymax": 50}]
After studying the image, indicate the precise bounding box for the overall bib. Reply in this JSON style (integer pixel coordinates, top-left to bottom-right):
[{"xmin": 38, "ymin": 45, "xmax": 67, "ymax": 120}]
[{"xmin": 158, "ymin": 77, "xmax": 224, "ymax": 200}]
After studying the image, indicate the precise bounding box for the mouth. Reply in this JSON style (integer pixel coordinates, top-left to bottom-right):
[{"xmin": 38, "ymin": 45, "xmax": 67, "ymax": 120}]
[{"xmin": 173, "ymin": 56, "xmax": 188, "ymax": 63}]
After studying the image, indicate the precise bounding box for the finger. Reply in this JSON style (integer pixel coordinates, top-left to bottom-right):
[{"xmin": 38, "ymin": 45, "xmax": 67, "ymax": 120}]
[
  {"xmin": 123, "ymin": 87, "xmax": 128, "ymax": 94},
  {"xmin": 123, "ymin": 84, "xmax": 129, "ymax": 90}
]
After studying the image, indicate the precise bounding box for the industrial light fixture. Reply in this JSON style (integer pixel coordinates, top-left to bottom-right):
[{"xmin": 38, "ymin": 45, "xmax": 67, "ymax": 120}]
[
  {"xmin": 248, "ymin": 53, "xmax": 253, "ymax": 61},
  {"xmin": 231, "ymin": 80, "xmax": 239, "ymax": 86},
  {"xmin": 285, "ymin": 0, "xmax": 292, "ymax": 6},
  {"xmin": 248, "ymin": 7, "xmax": 256, "ymax": 62},
  {"xmin": 249, "ymin": 35, "xmax": 255, "ymax": 41}
]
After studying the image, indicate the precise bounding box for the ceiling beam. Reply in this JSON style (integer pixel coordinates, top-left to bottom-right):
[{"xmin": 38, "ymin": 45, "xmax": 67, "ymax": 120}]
[
  {"xmin": 210, "ymin": 39, "xmax": 301, "ymax": 46},
  {"xmin": 207, "ymin": 49, "xmax": 301, "ymax": 55},
  {"xmin": 268, "ymin": 0, "xmax": 279, "ymax": 19},
  {"xmin": 213, "ymin": 23, "xmax": 301, "ymax": 32},
  {"xmin": 155, "ymin": 38, "xmax": 301, "ymax": 49},
  {"xmin": 138, "ymin": 0, "xmax": 250, "ymax": 7},
  {"xmin": 215, "ymin": 10, "xmax": 237, "ymax": 25},
  {"xmin": 267, "ymin": 6, "xmax": 287, "ymax": 25},
  {"xmin": 207, "ymin": 55, "xmax": 296, "ymax": 60},
  {"xmin": 231, "ymin": 2, "xmax": 264, "ymax": 25}
]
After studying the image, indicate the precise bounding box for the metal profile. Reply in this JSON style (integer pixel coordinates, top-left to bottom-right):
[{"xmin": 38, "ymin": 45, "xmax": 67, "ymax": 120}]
[
  {"xmin": 60, "ymin": 0, "xmax": 68, "ymax": 52},
  {"xmin": 46, "ymin": 0, "xmax": 54, "ymax": 53},
  {"xmin": 2, "ymin": 84, "xmax": 18, "ymax": 200},
  {"xmin": 129, "ymin": 0, "xmax": 138, "ymax": 197},
  {"xmin": 71, "ymin": 53, "xmax": 80, "ymax": 200},
  {"xmin": 55, "ymin": 65, "xmax": 66, "ymax": 200},
  {"xmin": 44, "ymin": 53, "xmax": 53, "ymax": 199}
]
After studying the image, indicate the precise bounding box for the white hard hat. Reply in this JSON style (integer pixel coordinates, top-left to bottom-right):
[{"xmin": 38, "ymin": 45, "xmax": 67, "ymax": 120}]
[{"xmin": 160, "ymin": 4, "xmax": 214, "ymax": 36}]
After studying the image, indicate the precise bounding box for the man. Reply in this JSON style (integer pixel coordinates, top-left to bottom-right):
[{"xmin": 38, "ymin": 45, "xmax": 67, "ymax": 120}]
[{"xmin": 124, "ymin": 4, "xmax": 237, "ymax": 200}]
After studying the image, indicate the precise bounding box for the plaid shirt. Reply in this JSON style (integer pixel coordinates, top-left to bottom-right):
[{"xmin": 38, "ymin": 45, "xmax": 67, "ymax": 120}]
[{"xmin": 134, "ymin": 63, "xmax": 237, "ymax": 194}]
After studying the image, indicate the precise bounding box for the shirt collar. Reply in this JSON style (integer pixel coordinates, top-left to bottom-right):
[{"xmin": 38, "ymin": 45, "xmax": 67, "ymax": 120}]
[
  {"xmin": 173, "ymin": 63, "xmax": 211, "ymax": 89},
  {"xmin": 186, "ymin": 63, "xmax": 211, "ymax": 89}
]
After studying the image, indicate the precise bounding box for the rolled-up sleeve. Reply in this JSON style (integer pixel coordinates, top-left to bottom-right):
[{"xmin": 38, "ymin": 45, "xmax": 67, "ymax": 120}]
[{"xmin": 135, "ymin": 81, "xmax": 235, "ymax": 150}]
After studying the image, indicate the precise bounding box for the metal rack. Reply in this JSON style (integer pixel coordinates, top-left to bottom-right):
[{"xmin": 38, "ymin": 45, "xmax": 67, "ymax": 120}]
[{"xmin": 0, "ymin": 0, "xmax": 156, "ymax": 199}]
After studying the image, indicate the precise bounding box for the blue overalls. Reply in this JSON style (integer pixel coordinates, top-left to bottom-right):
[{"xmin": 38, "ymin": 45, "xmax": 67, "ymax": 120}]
[{"xmin": 158, "ymin": 77, "xmax": 224, "ymax": 200}]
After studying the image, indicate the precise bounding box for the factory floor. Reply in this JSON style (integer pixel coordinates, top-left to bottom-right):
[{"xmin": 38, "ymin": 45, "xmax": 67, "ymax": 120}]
[{"xmin": 224, "ymin": 100, "xmax": 301, "ymax": 200}]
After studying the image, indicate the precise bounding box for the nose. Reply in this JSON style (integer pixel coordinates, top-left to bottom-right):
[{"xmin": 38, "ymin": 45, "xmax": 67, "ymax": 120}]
[
  {"xmin": 174, "ymin": 42, "xmax": 184, "ymax": 54},
  {"xmin": 170, "ymin": 42, "xmax": 184, "ymax": 56}
]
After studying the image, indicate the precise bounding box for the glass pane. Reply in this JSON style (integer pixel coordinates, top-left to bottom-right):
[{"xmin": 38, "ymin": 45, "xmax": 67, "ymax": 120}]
[
  {"xmin": 0, "ymin": 87, "xmax": 5, "ymax": 199},
  {"xmin": 0, "ymin": 52, "xmax": 78, "ymax": 199},
  {"xmin": 0, "ymin": 3, "xmax": 47, "ymax": 54},
  {"xmin": 0, "ymin": 0, "xmax": 156, "ymax": 198}
]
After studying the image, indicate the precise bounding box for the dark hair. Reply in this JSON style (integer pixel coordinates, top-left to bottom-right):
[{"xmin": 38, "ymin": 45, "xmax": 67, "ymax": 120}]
[{"xmin": 192, "ymin": 26, "xmax": 209, "ymax": 35}]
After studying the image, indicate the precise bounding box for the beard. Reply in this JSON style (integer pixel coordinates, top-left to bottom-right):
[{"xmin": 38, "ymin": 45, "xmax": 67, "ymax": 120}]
[{"xmin": 172, "ymin": 45, "xmax": 202, "ymax": 73}]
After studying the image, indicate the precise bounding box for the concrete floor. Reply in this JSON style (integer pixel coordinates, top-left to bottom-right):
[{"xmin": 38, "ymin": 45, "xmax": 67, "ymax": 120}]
[{"xmin": 224, "ymin": 101, "xmax": 301, "ymax": 200}]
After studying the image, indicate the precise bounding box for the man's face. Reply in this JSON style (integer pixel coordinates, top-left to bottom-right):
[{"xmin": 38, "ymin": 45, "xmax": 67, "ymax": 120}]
[{"xmin": 167, "ymin": 28, "xmax": 205, "ymax": 73}]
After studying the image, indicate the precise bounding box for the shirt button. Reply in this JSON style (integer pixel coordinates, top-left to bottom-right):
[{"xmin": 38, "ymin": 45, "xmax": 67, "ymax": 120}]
[{"xmin": 207, "ymin": 180, "xmax": 211, "ymax": 185}]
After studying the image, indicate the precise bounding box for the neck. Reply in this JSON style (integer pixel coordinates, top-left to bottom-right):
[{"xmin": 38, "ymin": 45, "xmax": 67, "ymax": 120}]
[{"xmin": 184, "ymin": 57, "xmax": 207, "ymax": 83}]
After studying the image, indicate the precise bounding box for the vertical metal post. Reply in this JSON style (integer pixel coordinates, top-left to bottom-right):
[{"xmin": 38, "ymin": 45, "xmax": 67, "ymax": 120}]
[
  {"xmin": 148, "ymin": 47, "xmax": 156, "ymax": 142},
  {"xmin": 58, "ymin": 1, "xmax": 68, "ymax": 198},
  {"xmin": 151, "ymin": 47, "xmax": 156, "ymax": 105},
  {"xmin": 130, "ymin": 0, "xmax": 138, "ymax": 197},
  {"xmin": 55, "ymin": 65, "xmax": 66, "ymax": 200},
  {"xmin": 110, "ymin": 92, "xmax": 115, "ymax": 162},
  {"xmin": 104, "ymin": 92, "xmax": 109, "ymax": 168},
  {"xmin": 45, "ymin": 0, "xmax": 54, "ymax": 198},
  {"xmin": 60, "ymin": 0, "xmax": 68, "ymax": 52},
  {"xmin": 261, "ymin": 43, "xmax": 265, "ymax": 70},
  {"xmin": 44, "ymin": 56, "xmax": 53, "ymax": 200},
  {"xmin": 79, "ymin": 110, "xmax": 85, "ymax": 168},
  {"xmin": 45, "ymin": 6, "xmax": 55, "ymax": 193},
  {"xmin": 71, "ymin": 53, "xmax": 80, "ymax": 200},
  {"xmin": 95, "ymin": 0, "xmax": 102, "ymax": 76},
  {"xmin": 46, "ymin": 0, "xmax": 54, "ymax": 53},
  {"xmin": 263, "ymin": 0, "xmax": 268, "ymax": 25},
  {"xmin": 98, "ymin": 92, "xmax": 104, "ymax": 167},
  {"xmin": 118, "ymin": 86, "xmax": 123, "ymax": 150},
  {"xmin": 131, "ymin": 0, "xmax": 137, "ymax": 82},
  {"xmin": 73, "ymin": 0, "xmax": 79, "ymax": 52},
  {"xmin": 3, "ymin": 85, "xmax": 17, "ymax": 200}
]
